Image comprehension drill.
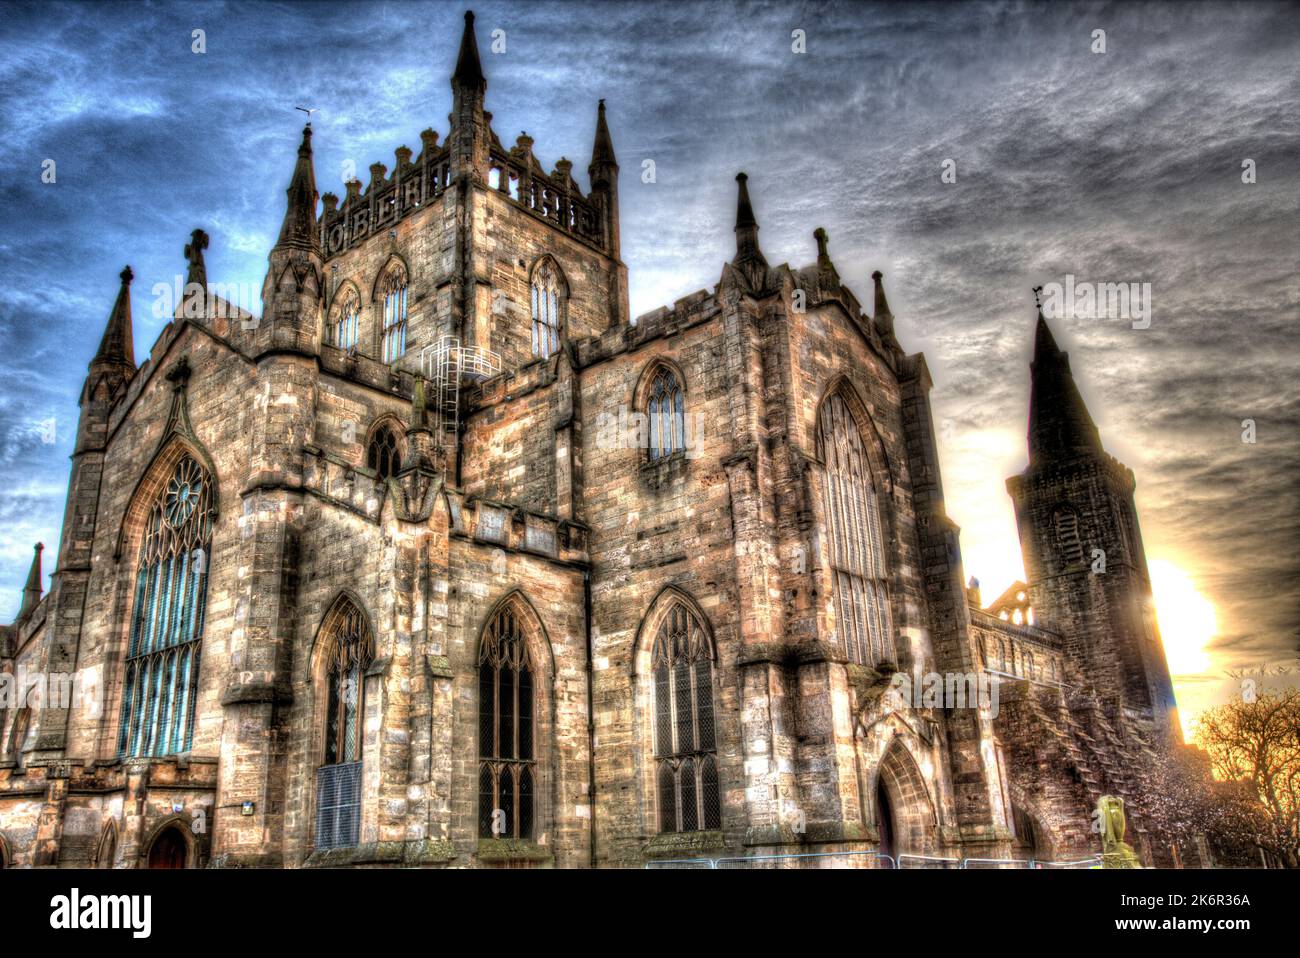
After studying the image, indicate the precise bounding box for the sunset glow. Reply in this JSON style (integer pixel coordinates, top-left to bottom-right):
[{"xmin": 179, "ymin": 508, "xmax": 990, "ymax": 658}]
[{"xmin": 1149, "ymin": 559, "xmax": 1216, "ymax": 676}]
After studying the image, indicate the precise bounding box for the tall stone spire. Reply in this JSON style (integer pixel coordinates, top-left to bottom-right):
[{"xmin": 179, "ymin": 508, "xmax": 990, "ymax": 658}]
[
  {"xmin": 590, "ymin": 98, "xmax": 617, "ymax": 174},
  {"xmin": 275, "ymin": 124, "xmax": 319, "ymax": 252},
  {"xmin": 732, "ymin": 173, "xmax": 768, "ymax": 292},
  {"xmin": 872, "ymin": 270, "xmax": 896, "ymax": 338},
  {"xmin": 91, "ymin": 265, "xmax": 136, "ymax": 373},
  {"xmin": 18, "ymin": 542, "xmax": 43, "ymax": 619},
  {"xmin": 453, "ymin": 10, "xmax": 486, "ymax": 91},
  {"xmin": 1027, "ymin": 309, "xmax": 1102, "ymax": 464},
  {"xmin": 871, "ymin": 270, "xmax": 892, "ymax": 320}
]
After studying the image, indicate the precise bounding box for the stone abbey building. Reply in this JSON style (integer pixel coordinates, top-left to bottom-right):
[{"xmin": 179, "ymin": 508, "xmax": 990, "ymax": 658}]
[{"xmin": 0, "ymin": 12, "xmax": 1182, "ymax": 869}]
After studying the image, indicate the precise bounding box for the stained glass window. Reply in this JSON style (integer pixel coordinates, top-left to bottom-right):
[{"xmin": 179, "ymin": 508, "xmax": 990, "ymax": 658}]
[{"xmin": 118, "ymin": 455, "xmax": 213, "ymax": 757}]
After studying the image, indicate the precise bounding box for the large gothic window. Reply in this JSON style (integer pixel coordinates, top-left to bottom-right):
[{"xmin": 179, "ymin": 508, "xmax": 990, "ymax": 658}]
[
  {"xmin": 478, "ymin": 605, "xmax": 537, "ymax": 839},
  {"xmin": 329, "ymin": 287, "xmax": 361, "ymax": 351},
  {"xmin": 367, "ymin": 423, "xmax": 401, "ymax": 481},
  {"xmin": 652, "ymin": 601, "xmax": 721, "ymax": 833},
  {"xmin": 530, "ymin": 261, "xmax": 561, "ymax": 359},
  {"xmin": 380, "ymin": 267, "xmax": 408, "ymax": 363},
  {"xmin": 118, "ymin": 455, "xmax": 213, "ymax": 757},
  {"xmin": 818, "ymin": 393, "xmax": 894, "ymax": 667},
  {"xmin": 646, "ymin": 367, "xmax": 686, "ymax": 459},
  {"xmin": 315, "ymin": 597, "xmax": 373, "ymax": 851}
]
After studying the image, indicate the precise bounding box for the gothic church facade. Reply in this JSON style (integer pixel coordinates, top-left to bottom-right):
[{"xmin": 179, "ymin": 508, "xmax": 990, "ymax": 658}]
[{"xmin": 0, "ymin": 12, "xmax": 1180, "ymax": 869}]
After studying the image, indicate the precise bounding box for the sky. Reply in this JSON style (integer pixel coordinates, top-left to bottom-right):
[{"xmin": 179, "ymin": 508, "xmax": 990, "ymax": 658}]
[{"xmin": 0, "ymin": 0, "xmax": 1296, "ymax": 736}]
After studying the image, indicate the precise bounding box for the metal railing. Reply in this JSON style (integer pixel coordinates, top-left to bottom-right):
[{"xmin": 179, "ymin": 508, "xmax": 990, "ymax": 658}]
[{"xmin": 646, "ymin": 850, "xmax": 1102, "ymax": 870}]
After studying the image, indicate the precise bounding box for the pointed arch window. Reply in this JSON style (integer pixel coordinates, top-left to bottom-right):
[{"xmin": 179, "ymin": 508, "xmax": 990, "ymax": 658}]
[
  {"xmin": 818, "ymin": 393, "xmax": 894, "ymax": 667},
  {"xmin": 652, "ymin": 601, "xmax": 721, "ymax": 833},
  {"xmin": 646, "ymin": 367, "xmax": 686, "ymax": 459},
  {"xmin": 329, "ymin": 287, "xmax": 361, "ymax": 351},
  {"xmin": 321, "ymin": 600, "xmax": 373, "ymax": 766},
  {"xmin": 367, "ymin": 423, "xmax": 402, "ymax": 482},
  {"xmin": 380, "ymin": 268, "xmax": 408, "ymax": 363},
  {"xmin": 315, "ymin": 597, "xmax": 373, "ymax": 851},
  {"xmin": 478, "ymin": 605, "xmax": 537, "ymax": 839},
  {"xmin": 531, "ymin": 261, "xmax": 561, "ymax": 359},
  {"xmin": 118, "ymin": 455, "xmax": 213, "ymax": 757}
]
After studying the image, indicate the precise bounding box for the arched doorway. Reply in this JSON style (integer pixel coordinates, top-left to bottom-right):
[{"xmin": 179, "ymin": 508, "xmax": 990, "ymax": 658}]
[
  {"xmin": 1012, "ymin": 806, "xmax": 1047, "ymax": 861},
  {"xmin": 876, "ymin": 777, "xmax": 896, "ymax": 862},
  {"xmin": 872, "ymin": 738, "xmax": 939, "ymax": 862},
  {"xmin": 146, "ymin": 826, "xmax": 188, "ymax": 869}
]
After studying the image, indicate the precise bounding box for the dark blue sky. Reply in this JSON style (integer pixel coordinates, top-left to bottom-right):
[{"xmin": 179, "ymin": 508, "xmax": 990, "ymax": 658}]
[{"xmin": 1, "ymin": 0, "xmax": 1297, "ymax": 725}]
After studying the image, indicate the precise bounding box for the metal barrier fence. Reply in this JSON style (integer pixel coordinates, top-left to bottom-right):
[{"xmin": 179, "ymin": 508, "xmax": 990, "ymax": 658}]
[{"xmin": 646, "ymin": 851, "xmax": 1102, "ymax": 869}]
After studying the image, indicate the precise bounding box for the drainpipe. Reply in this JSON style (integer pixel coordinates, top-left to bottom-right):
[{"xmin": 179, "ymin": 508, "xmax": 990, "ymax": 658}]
[{"xmin": 584, "ymin": 567, "xmax": 597, "ymax": 867}]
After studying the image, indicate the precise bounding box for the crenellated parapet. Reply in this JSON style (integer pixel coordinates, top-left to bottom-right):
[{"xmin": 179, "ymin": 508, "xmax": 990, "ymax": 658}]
[{"xmin": 319, "ymin": 135, "xmax": 453, "ymax": 260}]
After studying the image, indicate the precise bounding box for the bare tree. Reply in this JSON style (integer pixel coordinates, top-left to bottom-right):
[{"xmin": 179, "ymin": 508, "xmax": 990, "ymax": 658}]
[{"xmin": 1195, "ymin": 689, "xmax": 1300, "ymax": 868}]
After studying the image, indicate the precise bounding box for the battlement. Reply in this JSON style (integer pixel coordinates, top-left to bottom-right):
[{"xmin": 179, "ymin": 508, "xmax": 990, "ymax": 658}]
[
  {"xmin": 486, "ymin": 132, "xmax": 605, "ymax": 251},
  {"xmin": 319, "ymin": 130, "xmax": 452, "ymax": 260}
]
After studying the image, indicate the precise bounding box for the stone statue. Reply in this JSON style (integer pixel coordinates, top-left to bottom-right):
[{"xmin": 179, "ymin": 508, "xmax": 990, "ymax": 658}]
[{"xmin": 1098, "ymin": 795, "xmax": 1142, "ymax": 868}]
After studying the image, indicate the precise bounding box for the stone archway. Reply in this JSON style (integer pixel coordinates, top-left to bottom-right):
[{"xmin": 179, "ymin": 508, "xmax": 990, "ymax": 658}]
[
  {"xmin": 145, "ymin": 825, "xmax": 189, "ymax": 869},
  {"xmin": 875, "ymin": 739, "xmax": 938, "ymax": 859}
]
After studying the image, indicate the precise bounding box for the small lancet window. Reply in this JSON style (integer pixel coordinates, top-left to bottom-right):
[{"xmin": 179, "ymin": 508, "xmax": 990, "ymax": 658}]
[
  {"xmin": 531, "ymin": 261, "xmax": 561, "ymax": 359},
  {"xmin": 367, "ymin": 424, "xmax": 401, "ymax": 481},
  {"xmin": 647, "ymin": 368, "xmax": 686, "ymax": 459},
  {"xmin": 330, "ymin": 288, "xmax": 361, "ymax": 351}
]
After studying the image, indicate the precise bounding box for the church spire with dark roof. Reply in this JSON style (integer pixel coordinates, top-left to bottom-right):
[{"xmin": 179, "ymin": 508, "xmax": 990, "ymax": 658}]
[
  {"xmin": 590, "ymin": 99, "xmax": 617, "ymax": 173},
  {"xmin": 92, "ymin": 265, "xmax": 136, "ymax": 372},
  {"xmin": 453, "ymin": 10, "xmax": 486, "ymax": 91},
  {"xmin": 274, "ymin": 124, "xmax": 319, "ymax": 252},
  {"xmin": 1027, "ymin": 308, "xmax": 1103, "ymax": 464},
  {"xmin": 731, "ymin": 172, "xmax": 768, "ymax": 292}
]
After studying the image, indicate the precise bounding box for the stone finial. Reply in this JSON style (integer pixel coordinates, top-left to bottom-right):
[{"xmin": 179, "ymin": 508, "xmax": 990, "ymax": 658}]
[
  {"xmin": 274, "ymin": 124, "xmax": 320, "ymax": 252},
  {"xmin": 395, "ymin": 145, "xmax": 413, "ymax": 169},
  {"xmin": 731, "ymin": 173, "xmax": 769, "ymax": 293},
  {"xmin": 589, "ymin": 98, "xmax": 617, "ymax": 176},
  {"xmin": 19, "ymin": 542, "xmax": 43, "ymax": 618},
  {"xmin": 452, "ymin": 9, "xmax": 486, "ymax": 90},
  {"xmin": 92, "ymin": 265, "xmax": 136, "ymax": 372}
]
